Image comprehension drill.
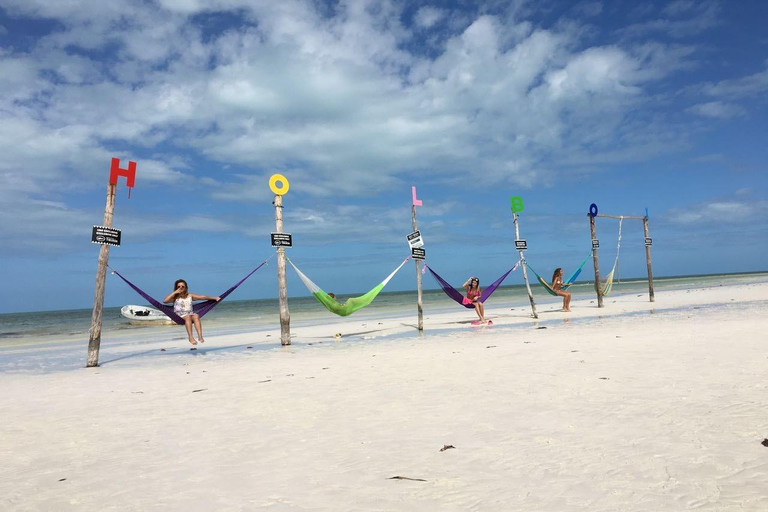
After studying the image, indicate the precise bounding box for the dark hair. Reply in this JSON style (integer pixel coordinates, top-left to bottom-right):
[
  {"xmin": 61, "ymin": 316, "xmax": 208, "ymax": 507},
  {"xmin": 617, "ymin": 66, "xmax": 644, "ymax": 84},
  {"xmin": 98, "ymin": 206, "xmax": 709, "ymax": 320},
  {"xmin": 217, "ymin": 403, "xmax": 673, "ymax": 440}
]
[
  {"xmin": 174, "ymin": 279, "xmax": 188, "ymax": 290},
  {"xmin": 552, "ymin": 268, "xmax": 562, "ymax": 283},
  {"xmin": 470, "ymin": 277, "xmax": 479, "ymax": 288}
]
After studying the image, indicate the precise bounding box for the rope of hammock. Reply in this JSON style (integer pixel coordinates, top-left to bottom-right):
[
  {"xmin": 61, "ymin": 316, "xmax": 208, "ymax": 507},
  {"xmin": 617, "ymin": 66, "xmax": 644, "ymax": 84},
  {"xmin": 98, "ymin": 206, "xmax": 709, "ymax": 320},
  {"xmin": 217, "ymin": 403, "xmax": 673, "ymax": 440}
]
[
  {"xmin": 600, "ymin": 216, "xmax": 623, "ymax": 296},
  {"xmin": 109, "ymin": 254, "xmax": 274, "ymax": 324},
  {"xmin": 288, "ymin": 256, "xmax": 411, "ymax": 317}
]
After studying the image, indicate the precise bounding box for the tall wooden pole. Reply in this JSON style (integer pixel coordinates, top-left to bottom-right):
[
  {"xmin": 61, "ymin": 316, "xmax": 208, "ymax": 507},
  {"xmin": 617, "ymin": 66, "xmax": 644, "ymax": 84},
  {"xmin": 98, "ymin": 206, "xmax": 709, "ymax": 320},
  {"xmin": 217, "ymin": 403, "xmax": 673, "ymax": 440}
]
[
  {"xmin": 513, "ymin": 213, "xmax": 537, "ymax": 319},
  {"xmin": 644, "ymin": 217, "xmax": 655, "ymax": 303},
  {"xmin": 589, "ymin": 214, "xmax": 604, "ymax": 308},
  {"xmin": 274, "ymin": 194, "xmax": 291, "ymax": 345},
  {"xmin": 87, "ymin": 182, "xmax": 116, "ymax": 367},
  {"xmin": 411, "ymin": 205, "xmax": 424, "ymax": 331}
]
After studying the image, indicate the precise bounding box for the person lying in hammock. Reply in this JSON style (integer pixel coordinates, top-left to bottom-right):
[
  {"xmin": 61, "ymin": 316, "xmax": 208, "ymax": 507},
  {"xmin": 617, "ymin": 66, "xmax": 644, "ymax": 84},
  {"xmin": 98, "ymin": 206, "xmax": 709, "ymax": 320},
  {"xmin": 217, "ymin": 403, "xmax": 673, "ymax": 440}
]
[
  {"xmin": 327, "ymin": 293, "xmax": 346, "ymax": 305},
  {"xmin": 462, "ymin": 276, "xmax": 487, "ymax": 323},
  {"xmin": 551, "ymin": 268, "xmax": 572, "ymax": 312},
  {"xmin": 163, "ymin": 279, "xmax": 220, "ymax": 346}
]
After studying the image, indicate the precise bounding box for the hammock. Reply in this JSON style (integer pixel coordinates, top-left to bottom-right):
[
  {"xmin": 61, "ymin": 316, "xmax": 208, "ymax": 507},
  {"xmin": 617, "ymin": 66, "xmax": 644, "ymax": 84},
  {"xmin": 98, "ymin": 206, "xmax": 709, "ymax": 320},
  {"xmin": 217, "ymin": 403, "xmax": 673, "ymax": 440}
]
[
  {"xmin": 527, "ymin": 252, "xmax": 592, "ymax": 296},
  {"xmin": 425, "ymin": 262, "xmax": 519, "ymax": 308},
  {"xmin": 526, "ymin": 264, "xmax": 560, "ymax": 297},
  {"xmin": 110, "ymin": 260, "xmax": 269, "ymax": 325},
  {"xmin": 600, "ymin": 217, "xmax": 623, "ymax": 296},
  {"xmin": 288, "ymin": 257, "xmax": 411, "ymax": 317},
  {"xmin": 563, "ymin": 252, "xmax": 592, "ymax": 290}
]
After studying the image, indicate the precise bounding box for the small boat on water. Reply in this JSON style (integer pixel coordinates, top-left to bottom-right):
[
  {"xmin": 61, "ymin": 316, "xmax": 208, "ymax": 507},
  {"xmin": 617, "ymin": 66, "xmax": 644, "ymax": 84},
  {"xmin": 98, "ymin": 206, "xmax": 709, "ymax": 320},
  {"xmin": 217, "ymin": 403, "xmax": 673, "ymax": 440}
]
[{"xmin": 121, "ymin": 305, "xmax": 175, "ymax": 325}]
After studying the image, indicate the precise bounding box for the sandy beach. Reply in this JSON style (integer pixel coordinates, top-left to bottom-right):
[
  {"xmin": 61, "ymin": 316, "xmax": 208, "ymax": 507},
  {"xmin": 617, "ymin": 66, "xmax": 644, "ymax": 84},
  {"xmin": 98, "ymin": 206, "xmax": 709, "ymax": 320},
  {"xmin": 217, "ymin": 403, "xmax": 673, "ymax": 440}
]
[{"xmin": 1, "ymin": 281, "xmax": 767, "ymax": 511}]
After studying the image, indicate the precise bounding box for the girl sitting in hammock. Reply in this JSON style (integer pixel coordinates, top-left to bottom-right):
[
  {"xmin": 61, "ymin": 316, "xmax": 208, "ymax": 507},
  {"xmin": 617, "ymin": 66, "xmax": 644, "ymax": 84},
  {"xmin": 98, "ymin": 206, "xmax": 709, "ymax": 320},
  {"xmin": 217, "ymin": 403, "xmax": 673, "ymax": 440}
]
[
  {"xmin": 462, "ymin": 277, "xmax": 487, "ymax": 323},
  {"xmin": 163, "ymin": 279, "xmax": 220, "ymax": 346},
  {"xmin": 551, "ymin": 268, "xmax": 572, "ymax": 312}
]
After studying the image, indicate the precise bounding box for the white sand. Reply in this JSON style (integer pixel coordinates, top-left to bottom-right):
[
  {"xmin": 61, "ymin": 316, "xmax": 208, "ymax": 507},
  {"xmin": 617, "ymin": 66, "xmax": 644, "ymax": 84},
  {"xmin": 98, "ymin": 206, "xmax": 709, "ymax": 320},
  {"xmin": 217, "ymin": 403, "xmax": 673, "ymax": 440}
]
[{"xmin": 1, "ymin": 282, "xmax": 767, "ymax": 511}]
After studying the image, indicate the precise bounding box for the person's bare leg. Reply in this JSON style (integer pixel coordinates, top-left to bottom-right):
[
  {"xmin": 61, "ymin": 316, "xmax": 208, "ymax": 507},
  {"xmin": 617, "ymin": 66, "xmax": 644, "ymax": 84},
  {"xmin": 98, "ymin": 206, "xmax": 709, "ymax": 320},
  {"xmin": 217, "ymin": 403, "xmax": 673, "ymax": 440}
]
[
  {"xmin": 192, "ymin": 314, "xmax": 204, "ymax": 343},
  {"xmin": 478, "ymin": 302, "xmax": 486, "ymax": 322},
  {"xmin": 473, "ymin": 302, "xmax": 483, "ymax": 322},
  {"xmin": 184, "ymin": 316, "xmax": 197, "ymax": 345},
  {"xmin": 565, "ymin": 292, "xmax": 571, "ymax": 311}
]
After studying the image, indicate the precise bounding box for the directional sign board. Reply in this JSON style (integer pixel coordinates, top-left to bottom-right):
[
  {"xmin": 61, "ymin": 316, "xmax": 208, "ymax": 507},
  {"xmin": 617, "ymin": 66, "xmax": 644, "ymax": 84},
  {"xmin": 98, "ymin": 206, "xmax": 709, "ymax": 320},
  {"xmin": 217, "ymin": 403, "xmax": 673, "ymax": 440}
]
[
  {"xmin": 406, "ymin": 230, "xmax": 424, "ymax": 249},
  {"xmin": 91, "ymin": 226, "xmax": 121, "ymax": 247},
  {"xmin": 592, "ymin": 239, "xmax": 600, "ymax": 249},
  {"xmin": 411, "ymin": 247, "xmax": 425, "ymax": 260},
  {"xmin": 271, "ymin": 233, "xmax": 293, "ymax": 247},
  {"xmin": 515, "ymin": 240, "xmax": 527, "ymax": 251},
  {"xmin": 645, "ymin": 237, "xmax": 652, "ymax": 246}
]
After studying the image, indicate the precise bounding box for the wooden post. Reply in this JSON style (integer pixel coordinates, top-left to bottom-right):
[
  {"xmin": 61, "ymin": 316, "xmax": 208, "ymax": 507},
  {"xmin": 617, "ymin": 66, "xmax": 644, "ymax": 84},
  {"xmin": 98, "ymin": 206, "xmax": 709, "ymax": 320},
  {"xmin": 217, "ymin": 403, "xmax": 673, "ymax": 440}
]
[
  {"xmin": 274, "ymin": 194, "xmax": 291, "ymax": 345},
  {"xmin": 589, "ymin": 214, "xmax": 603, "ymax": 308},
  {"xmin": 512, "ymin": 213, "xmax": 537, "ymax": 319},
  {"xmin": 411, "ymin": 205, "xmax": 424, "ymax": 331},
  {"xmin": 87, "ymin": 182, "xmax": 116, "ymax": 367},
  {"xmin": 644, "ymin": 216, "xmax": 655, "ymax": 302}
]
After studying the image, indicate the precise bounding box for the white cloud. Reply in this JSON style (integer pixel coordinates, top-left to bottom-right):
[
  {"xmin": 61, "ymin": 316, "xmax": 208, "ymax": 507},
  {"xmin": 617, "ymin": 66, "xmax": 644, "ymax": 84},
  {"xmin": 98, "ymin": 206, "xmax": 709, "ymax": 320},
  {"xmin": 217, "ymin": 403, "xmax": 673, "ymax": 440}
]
[
  {"xmin": 572, "ymin": 1, "xmax": 603, "ymax": 18},
  {"xmin": 687, "ymin": 101, "xmax": 746, "ymax": 119},
  {"xmin": 700, "ymin": 64, "xmax": 768, "ymax": 98},
  {"xmin": 666, "ymin": 198, "xmax": 768, "ymax": 225},
  {"xmin": 620, "ymin": 1, "xmax": 720, "ymax": 39},
  {"xmin": 662, "ymin": 0, "xmax": 696, "ymax": 17},
  {"xmin": 0, "ymin": 0, "xmax": 729, "ymax": 254},
  {"xmin": 414, "ymin": 7, "xmax": 447, "ymax": 29}
]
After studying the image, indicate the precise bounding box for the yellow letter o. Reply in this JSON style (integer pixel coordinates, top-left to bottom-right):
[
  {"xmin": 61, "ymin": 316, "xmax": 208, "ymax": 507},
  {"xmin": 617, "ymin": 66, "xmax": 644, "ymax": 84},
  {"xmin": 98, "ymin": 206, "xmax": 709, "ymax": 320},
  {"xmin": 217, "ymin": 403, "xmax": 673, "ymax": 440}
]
[{"xmin": 269, "ymin": 174, "xmax": 290, "ymax": 195}]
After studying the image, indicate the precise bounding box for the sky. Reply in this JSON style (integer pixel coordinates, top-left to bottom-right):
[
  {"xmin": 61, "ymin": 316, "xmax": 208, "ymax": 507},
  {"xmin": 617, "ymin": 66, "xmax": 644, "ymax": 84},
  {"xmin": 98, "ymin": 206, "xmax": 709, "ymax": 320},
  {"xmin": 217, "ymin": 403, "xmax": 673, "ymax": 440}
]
[{"xmin": 0, "ymin": 0, "xmax": 767, "ymax": 314}]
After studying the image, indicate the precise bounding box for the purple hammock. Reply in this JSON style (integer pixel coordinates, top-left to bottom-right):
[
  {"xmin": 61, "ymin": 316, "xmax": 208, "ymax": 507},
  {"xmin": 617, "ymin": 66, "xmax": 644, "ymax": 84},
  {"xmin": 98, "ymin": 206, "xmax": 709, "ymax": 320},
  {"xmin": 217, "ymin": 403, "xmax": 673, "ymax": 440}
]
[
  {"xmin": 425, "ymin": 263, "xmax": 518, "ymax": 309},
  {"xmin": 110, "ymin": 261, "xmax": 268, "ymax": 324}
]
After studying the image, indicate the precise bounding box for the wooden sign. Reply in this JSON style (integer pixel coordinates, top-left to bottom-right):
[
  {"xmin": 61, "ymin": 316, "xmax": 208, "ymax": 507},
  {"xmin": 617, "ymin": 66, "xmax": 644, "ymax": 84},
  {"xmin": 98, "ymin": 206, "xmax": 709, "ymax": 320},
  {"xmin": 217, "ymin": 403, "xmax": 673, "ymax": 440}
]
[
  {"xmin": 91, "ymin": 226, "xmax": 121, "ymax": 247},
  {"xmin": 406, "ymin": 230, "xmax": 424, "ymax": 249},
  {"xmin": 271, "ymin": 233, "xmax": 293, "ymax": 247},
  {"xmin": 592, "ymin": 239, "xmax": 599, "ymax": 249},
  {"xmin": 411, "ymin": 247, "xmax": 425, "ymax": 260},
  {"xmin": 515, "ymin": 240, "xmax": 527, "ymax": 251},
  {"xmin": 645, "ymin": 237, "xmax": 652, "ymax": 246}
]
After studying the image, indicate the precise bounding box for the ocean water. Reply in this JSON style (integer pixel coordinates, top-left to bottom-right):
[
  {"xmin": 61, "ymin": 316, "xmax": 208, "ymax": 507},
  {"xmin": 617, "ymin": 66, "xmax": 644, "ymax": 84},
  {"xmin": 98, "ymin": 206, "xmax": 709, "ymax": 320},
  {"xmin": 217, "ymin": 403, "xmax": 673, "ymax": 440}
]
[{"xmin": 1, "ymin": 271, "xmax": 766, "ymax": 350}]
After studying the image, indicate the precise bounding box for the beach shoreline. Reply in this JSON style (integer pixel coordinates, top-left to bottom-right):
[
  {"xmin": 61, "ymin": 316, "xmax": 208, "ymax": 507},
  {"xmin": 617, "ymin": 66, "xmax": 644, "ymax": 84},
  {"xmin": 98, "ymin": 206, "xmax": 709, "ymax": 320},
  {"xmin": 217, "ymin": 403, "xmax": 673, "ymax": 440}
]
[{"xmin": 1, "ymin": 280, "xmax": 767, "ymax": 511}]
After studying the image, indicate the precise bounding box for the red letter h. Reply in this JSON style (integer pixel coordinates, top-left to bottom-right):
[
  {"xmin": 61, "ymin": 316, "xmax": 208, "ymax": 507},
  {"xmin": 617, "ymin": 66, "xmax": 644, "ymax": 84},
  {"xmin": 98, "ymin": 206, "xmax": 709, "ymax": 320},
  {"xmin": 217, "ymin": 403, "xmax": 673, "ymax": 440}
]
[{"xmin": 109, "ymin": 158, "xmax": 137, "ymax": 187}]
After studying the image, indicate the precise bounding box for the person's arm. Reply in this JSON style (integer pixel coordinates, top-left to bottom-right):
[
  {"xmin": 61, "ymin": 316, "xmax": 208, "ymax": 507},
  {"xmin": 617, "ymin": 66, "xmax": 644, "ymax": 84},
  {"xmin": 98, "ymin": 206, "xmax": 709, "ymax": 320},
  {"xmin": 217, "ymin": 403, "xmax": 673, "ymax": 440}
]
[
  {"xmin": 462, "ymin": 277, "xmax": 472, "ymax": 291},
  {"xmin": 163, "ymin": 290, "xmax": 179, "ymax": 303},
  {"xmin": 190, "ymin": 293, "xmax": 221, "ymax": 302}
]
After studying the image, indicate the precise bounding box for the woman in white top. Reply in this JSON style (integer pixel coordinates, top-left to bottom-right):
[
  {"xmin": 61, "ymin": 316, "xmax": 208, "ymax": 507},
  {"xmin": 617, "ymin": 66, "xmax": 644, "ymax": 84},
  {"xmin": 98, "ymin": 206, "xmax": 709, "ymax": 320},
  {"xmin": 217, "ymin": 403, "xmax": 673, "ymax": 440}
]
[{"xmin": 163, "ymin": 279, "xmax": 220, "ymax": 346}]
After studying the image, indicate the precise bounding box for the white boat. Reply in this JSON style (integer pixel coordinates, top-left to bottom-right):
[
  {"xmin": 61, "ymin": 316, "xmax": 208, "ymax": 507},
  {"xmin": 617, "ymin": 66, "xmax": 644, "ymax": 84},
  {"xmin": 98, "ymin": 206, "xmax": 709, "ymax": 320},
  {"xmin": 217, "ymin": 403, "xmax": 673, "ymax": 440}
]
[{"xmin": 121, "ymin": 305, "xmax": 175, "ymax": 325}]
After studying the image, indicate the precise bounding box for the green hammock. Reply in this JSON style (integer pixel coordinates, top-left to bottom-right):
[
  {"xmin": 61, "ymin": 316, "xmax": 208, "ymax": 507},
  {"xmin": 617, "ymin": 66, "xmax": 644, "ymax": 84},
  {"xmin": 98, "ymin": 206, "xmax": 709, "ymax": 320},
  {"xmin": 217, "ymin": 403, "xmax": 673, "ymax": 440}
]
[
  {"xmin": 288, "ymin": 257, "xmax": 411, "ymax": 316},
  {"xmin": 527, "ymin": 252, "xmax": 591, "ymax": 297}
]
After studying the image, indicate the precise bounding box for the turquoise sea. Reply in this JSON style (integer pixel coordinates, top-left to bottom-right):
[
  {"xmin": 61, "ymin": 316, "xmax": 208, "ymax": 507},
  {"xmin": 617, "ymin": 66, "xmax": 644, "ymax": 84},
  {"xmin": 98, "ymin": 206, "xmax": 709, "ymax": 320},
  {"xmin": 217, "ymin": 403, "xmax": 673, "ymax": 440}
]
[{"xmin": 2, "ymin": 271, "xmax": 766, "ymax": 351}]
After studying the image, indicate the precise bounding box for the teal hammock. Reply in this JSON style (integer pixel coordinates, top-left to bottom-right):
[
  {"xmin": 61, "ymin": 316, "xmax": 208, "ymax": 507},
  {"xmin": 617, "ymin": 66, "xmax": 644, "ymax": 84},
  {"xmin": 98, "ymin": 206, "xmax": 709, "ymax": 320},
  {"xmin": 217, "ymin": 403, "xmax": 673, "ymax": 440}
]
[
  {"xmin": 527, "ymin": 252, "xmax": 591, "ymax": 296},
  {"xmin": 288, "ymin": 257, "xmax": 411, "ymax": 316}
]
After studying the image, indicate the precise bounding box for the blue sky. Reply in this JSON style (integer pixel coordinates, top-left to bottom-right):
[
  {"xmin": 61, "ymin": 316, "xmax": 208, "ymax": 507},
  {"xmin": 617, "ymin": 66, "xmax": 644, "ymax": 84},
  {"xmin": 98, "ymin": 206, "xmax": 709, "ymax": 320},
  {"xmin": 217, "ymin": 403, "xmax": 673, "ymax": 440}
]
[{"xmin": 0, "ymin": 0, "xmax": 766, "ymax": 314}]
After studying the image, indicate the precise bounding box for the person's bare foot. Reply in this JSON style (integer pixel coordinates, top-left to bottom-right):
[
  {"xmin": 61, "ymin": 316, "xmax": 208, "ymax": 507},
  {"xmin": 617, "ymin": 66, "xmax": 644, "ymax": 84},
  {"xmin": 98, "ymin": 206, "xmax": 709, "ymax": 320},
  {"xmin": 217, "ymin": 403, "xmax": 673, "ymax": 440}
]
[
  {"xmin": 199, "ymin": 337, "xmax": 205, "ymax": 344},
  {"xmin": 188, "ymin": 338, "xmax": 198, "ymax": 345},
  {"xmin": 563, "ymin": 308, "xmax": 571, "ymax": 312}
]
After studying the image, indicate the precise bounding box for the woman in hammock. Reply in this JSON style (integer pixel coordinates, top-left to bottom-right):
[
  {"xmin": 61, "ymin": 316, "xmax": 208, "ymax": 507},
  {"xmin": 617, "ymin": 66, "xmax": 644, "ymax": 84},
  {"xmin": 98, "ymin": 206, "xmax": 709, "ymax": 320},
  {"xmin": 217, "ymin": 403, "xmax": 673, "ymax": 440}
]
[
  {"xmin": 551, "ymin": 268, "xmax": 571, "ymax": 312},
  {"xmin": 163, "ymin": 279, "xmax": 220, "ymax": 345},
  {"xmin": 462, "ymin": 276, "xmax": 487, "ymax": 323}
]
